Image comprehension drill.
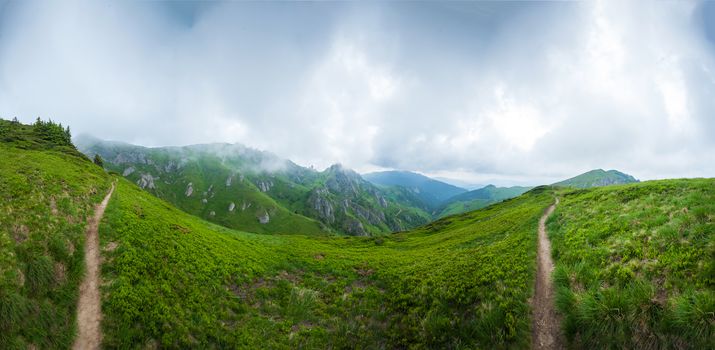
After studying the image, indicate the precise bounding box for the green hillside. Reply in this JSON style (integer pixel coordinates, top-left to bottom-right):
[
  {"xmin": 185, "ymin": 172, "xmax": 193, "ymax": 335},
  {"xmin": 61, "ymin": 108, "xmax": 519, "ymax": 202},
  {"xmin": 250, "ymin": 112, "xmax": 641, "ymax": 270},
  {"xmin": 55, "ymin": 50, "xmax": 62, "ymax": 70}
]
[
  {"xmin": 553, "ymin": 169, "xmax": 639, "ymax": 188},
  {"xmin": 76, "ymin": 137, "xmax": 431, "ymax": 236},
  {"xmin": 0, "ymin": 120, "xmax": 112, "ymax": 349},
  {"xmin": 549, "ymin": 180, "xmax": 715, "ymax": 348},
  {"xmin": 99, "ymin": 178, "xmax": 550, "ymax": 348},
  {"xmin": 74, "ymin": 138, "xmax": 326, "ymax": 236},
  {"xmin": 437, "ymin": 185, "xmax": 533, "ymax": 218}
]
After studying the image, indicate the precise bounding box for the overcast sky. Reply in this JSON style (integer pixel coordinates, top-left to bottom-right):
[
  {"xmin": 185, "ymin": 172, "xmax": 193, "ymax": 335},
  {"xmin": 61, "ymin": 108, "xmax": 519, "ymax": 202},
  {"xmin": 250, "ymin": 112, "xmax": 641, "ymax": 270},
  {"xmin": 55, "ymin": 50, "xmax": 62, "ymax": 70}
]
[{"xmin": 1, "ymin": 1, "xmax": 715, "ymax": 185}]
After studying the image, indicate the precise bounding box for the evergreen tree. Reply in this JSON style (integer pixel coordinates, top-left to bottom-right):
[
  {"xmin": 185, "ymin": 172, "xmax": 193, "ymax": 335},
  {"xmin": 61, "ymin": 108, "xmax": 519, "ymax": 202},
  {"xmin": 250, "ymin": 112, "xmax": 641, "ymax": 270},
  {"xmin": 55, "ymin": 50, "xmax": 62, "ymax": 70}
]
[{"xmin": 93, "ymin": 154, "xmax": 104, "ymax": 168}]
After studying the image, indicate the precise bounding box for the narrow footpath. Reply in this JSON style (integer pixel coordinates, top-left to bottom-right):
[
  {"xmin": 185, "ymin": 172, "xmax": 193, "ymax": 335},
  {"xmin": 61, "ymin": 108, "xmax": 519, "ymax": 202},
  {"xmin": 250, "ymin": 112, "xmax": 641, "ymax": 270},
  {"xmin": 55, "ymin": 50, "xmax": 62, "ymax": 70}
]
[
  {"xmin": 532, "ymin": 197, "xmax": 564, "ymax": 350},
  {"xmin": 73, "ymin": 183, "xmax": 115, "ymax": 350}
]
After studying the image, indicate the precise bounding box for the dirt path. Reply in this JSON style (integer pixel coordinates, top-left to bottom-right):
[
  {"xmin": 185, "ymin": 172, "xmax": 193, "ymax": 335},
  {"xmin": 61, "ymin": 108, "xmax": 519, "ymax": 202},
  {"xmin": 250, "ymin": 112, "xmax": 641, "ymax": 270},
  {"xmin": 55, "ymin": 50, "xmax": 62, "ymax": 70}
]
[
  {"xmin": 73, "ymin": 183, "xmax": 115, "ymax": 350},
  {"xmin": 532, "ymin": 197, "xmax": 563, "ymax": 350}
]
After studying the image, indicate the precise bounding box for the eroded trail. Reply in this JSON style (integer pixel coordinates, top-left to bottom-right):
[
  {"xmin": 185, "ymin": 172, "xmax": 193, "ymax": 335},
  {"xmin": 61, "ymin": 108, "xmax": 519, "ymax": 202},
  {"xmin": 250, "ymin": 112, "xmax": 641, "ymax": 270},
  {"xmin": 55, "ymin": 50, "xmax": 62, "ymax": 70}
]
[
  {"xmin": 73, "ymin": 183, "xmax": 115, "ymax": 350},
  {"xmin": 532, "ymin": 197, "xmax": 563, "ymax": 350}
]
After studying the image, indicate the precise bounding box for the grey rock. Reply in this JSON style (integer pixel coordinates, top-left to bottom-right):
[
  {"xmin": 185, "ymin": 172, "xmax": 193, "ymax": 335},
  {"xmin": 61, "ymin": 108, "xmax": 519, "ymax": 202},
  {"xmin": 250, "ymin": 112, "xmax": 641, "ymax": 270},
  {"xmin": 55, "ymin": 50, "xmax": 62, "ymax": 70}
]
[
  {"xmin": 122, "ymin": 167, "xmax": 135, "ymax": 176},
  {"xmin": 229, "ymin": 202, "xmax": 235, "ymax": 212},
  {"xmin": 258, "ymin": 212, "xmax": 270, "ymax": 224},
  {"xmin": 257, "ymin": 180, "xmax": 274, "ymax": 192},
  {"xmin": 137, "ymin": 173, "xmax": 156, "ymax": 190},
  {"xmin": 185, "ymin": 182, "xmax": 194, "ymax": 197}
]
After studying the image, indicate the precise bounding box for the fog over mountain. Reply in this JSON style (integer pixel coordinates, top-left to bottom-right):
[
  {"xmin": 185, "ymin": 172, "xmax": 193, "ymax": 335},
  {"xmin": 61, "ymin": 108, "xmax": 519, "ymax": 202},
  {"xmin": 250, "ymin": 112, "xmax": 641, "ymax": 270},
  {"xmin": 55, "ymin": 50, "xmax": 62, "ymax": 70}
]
[{"xmin": 1, "ymin": 1, "xmax": 714, "ymax": 183}]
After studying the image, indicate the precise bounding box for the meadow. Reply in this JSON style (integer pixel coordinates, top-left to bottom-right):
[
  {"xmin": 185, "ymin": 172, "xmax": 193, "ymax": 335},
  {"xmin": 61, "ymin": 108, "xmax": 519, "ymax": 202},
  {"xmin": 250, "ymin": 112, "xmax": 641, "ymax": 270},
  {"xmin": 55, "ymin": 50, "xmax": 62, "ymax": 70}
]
[
  {"xmin": 99, "ymin": 179, "xmax": 552, "ymax": 348},
  {"xmin": 548, "ymin": 180, "xmax": 715, "ymax": 348}
]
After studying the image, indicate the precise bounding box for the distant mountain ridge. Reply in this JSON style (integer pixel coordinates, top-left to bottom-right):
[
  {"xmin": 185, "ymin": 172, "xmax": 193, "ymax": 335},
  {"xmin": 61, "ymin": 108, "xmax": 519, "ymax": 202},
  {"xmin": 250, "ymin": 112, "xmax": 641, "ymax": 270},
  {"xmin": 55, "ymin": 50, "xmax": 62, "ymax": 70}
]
[
  {"xmin": 363, "ymin": 170, "xmax": 467, "ymax": 209},
  {"xmin": 436, "ymin": 184, "xmax": 533, "ymax": 218},
  {"xmin": 553, "ymin": 169, "xmax": 638, "ymax": 188}
]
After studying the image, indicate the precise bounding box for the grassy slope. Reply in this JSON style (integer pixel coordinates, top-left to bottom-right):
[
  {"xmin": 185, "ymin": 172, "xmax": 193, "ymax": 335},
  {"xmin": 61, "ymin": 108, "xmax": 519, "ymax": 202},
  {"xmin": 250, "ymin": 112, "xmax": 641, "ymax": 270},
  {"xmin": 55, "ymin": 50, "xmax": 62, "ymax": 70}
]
[
  {"xmin": 548, "ymin": 179, "xmax": 715, "ymax": 348},
  {"xmin": 99, "ymin": 178, "xmax": 552, "ymax": 348},
  {"xmin": 0, "ymin": 144, "xmax": 111, "ymax": 349},
  {"xmin": 97, "ymin": 148, "xmax": 327, "ymax": 236}
]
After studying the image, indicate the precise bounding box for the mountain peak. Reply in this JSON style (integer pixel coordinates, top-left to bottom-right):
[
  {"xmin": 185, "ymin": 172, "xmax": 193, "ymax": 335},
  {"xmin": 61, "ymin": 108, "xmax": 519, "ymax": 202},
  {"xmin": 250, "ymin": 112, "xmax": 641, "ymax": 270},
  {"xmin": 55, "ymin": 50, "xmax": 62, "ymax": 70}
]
[{"xmin": 554, "ymin": 169, "xmax": 638, "ymax": 188}]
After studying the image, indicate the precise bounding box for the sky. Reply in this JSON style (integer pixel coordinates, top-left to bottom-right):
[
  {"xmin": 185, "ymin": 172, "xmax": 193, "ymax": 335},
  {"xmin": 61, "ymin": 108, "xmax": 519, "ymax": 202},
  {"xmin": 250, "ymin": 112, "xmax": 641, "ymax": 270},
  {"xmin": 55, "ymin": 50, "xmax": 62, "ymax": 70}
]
[{"xmin": 1, "ymin": 0, "xmax": 715, "ymax": 186}]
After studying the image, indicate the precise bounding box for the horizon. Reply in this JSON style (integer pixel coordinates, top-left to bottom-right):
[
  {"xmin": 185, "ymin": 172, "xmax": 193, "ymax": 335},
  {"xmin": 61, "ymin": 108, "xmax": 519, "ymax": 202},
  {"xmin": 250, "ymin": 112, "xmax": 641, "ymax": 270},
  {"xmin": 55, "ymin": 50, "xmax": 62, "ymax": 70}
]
[{"xmin": 2, "ymin": 1, "xmax": 715, "ymax": 184}]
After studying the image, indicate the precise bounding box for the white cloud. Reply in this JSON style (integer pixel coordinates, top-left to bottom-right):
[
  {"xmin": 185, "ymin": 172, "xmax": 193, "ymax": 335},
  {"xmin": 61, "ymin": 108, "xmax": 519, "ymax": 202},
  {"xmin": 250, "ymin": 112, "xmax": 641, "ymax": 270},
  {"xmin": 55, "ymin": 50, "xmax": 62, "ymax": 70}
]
[{"xmin": 0, "ymin": 0, "xmax": 714, "ymax": 183}]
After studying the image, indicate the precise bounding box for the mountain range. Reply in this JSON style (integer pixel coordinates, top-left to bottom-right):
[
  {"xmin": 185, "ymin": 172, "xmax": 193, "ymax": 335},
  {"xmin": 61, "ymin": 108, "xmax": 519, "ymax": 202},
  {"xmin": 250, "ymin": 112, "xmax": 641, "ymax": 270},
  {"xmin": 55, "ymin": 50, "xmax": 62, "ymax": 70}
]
[
  {"xmin": 75, "ymin": 136, "xmax": 431, "ymax": 236},
  {"xmin": 77, "ymin": 135, "xmax": 644, "ymax": 236},
  {"xmin": 362, "ymin": 170, "xmax": 467, "ymax": 209}
]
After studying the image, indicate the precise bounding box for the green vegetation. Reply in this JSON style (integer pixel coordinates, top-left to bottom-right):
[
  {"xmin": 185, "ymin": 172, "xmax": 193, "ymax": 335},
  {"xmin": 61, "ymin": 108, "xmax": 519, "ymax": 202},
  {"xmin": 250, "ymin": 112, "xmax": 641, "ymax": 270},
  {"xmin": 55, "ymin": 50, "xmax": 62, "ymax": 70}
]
[
  {"xmin": 99, "ymin": 176, "xmax": 552, "ymax": 348},
  {"xmin": 0, "ymin": 118, "xmax": 83, "ymax": 158},
  {"xmin": 3, "ymin": 120, "xmax": 713, "ymax": 349},
  {"xmin": 77, "ymin": 138, "xmax": 432, "ymax": 236},
  {"xmin": 553, "ymin": 168, "xmax": 638, "ymax": 188},
  {"xmin": 548, "ymin": 179, "xmax": 715, "ymax": 348},
  {"xmin": 93, "ymin": 154, "xmax": 104, "ymax": 168},
  {"xmin": 0, "ymin": 121, "xmax": 111, "ymax": 349},
  {"xmin": 437, "ymin": 185, "xmax": 533, "ymax": 218}
]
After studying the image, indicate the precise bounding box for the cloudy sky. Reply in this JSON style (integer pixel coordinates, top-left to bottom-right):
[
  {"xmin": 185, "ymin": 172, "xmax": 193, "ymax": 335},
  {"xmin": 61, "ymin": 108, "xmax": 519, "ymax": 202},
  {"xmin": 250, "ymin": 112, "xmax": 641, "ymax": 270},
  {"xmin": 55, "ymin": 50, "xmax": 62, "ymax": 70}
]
[{"xmin": 1, "ymin": 1, "xmax": 715, "ymax": 185}]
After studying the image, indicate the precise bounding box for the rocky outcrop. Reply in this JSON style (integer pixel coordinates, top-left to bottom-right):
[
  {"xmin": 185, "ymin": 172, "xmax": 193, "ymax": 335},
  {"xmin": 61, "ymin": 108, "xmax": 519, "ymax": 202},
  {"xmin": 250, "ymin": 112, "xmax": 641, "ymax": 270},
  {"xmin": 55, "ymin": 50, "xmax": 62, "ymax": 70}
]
[
  {"xmin": 137, "ymin": 173, "xmax": 156, "ymax": 189},
  {"xmin": 228, "ymin": 202, "xmax": 235, "ymax": 212},
  {"xmin": 122, "ymin": 167, "xmax": 135, "ymax": 176},
  {"xmin": 256, "ymin": 180, "xmax": 273, "ymax": 192},
  {"xmin": 185, "ymin": 183, "xmax": 193, "ymax": 197},
  {"xmin": 258, "ymin": 212, "xmax": 270, "ymax": 224},
  {"xmin": 343, "ymin": 200, "xmax": 385, "ymax": 226},
  {"xmin": 162, "ymin": 160, "xmax": 184, "ymax": 173},
  {"xmin": 308, "ymin": 188, "xmax": 335, "ymax": 224},
  {"xmin": 343, "ymin": 218, "xmax": 367, "ymax": 236},
  {"xmin": 376, "ymin": 194, "xmax": 388, "ymax": 208},
  {"xmin": 225, "ymin": 175, "xmax": 233, "ymax": 187},
  {"xmin": 112, "ymin": 152, "xmax": 147, "ymax": 165},
  {"xmin": 325, "ymin": 164, "xmax": 361, "ymax": 195}
]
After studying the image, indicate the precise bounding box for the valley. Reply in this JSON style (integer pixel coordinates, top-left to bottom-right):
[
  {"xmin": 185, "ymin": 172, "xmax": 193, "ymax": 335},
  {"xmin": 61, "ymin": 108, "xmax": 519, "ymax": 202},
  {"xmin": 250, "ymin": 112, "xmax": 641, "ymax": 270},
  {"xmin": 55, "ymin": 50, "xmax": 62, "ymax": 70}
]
[{"xmin": 0, "ymin": 119, "xmax": 712, "ymax": 349}]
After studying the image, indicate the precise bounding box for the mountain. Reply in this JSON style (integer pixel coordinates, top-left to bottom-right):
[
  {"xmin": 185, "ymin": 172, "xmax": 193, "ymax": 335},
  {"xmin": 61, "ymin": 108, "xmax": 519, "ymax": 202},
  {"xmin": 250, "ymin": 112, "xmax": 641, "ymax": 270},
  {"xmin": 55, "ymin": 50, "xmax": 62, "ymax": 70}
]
[
  {"xmin": 553, "ymin": 169, "xmax": 639, "ymax": 188},
  {"xmin": 363, "ymin": 170, "xmax": 467, "ymax": 209},
  {"xmin": 432, "ymin": 177, "xmax": 486, "ymax": 191},
  {"xmin": 436, "ymin": 184, "xmax": 533, "ymax": 217},
  {"xmin": 2, "ymin": 119, "xmax": 713, "ymax": 349},
  {"xmin": 75, "ymin": 136, "xmax": 431, "ymax": 236}
]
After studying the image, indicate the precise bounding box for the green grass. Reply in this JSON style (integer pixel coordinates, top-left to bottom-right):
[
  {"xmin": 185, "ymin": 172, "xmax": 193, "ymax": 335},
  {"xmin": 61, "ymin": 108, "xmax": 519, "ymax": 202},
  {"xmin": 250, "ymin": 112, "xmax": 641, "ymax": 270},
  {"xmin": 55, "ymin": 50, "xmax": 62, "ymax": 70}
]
[
  {"xmin": 99, "ymin": 177, "xmax": 552, "ymax": 348},
  {"xmin": 0, "ymin": 143, "xmax": 111, "ymax": 349},
  {"xmin": 548, "ymin": 179, "xmax": 715, "ymax": 348}
]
